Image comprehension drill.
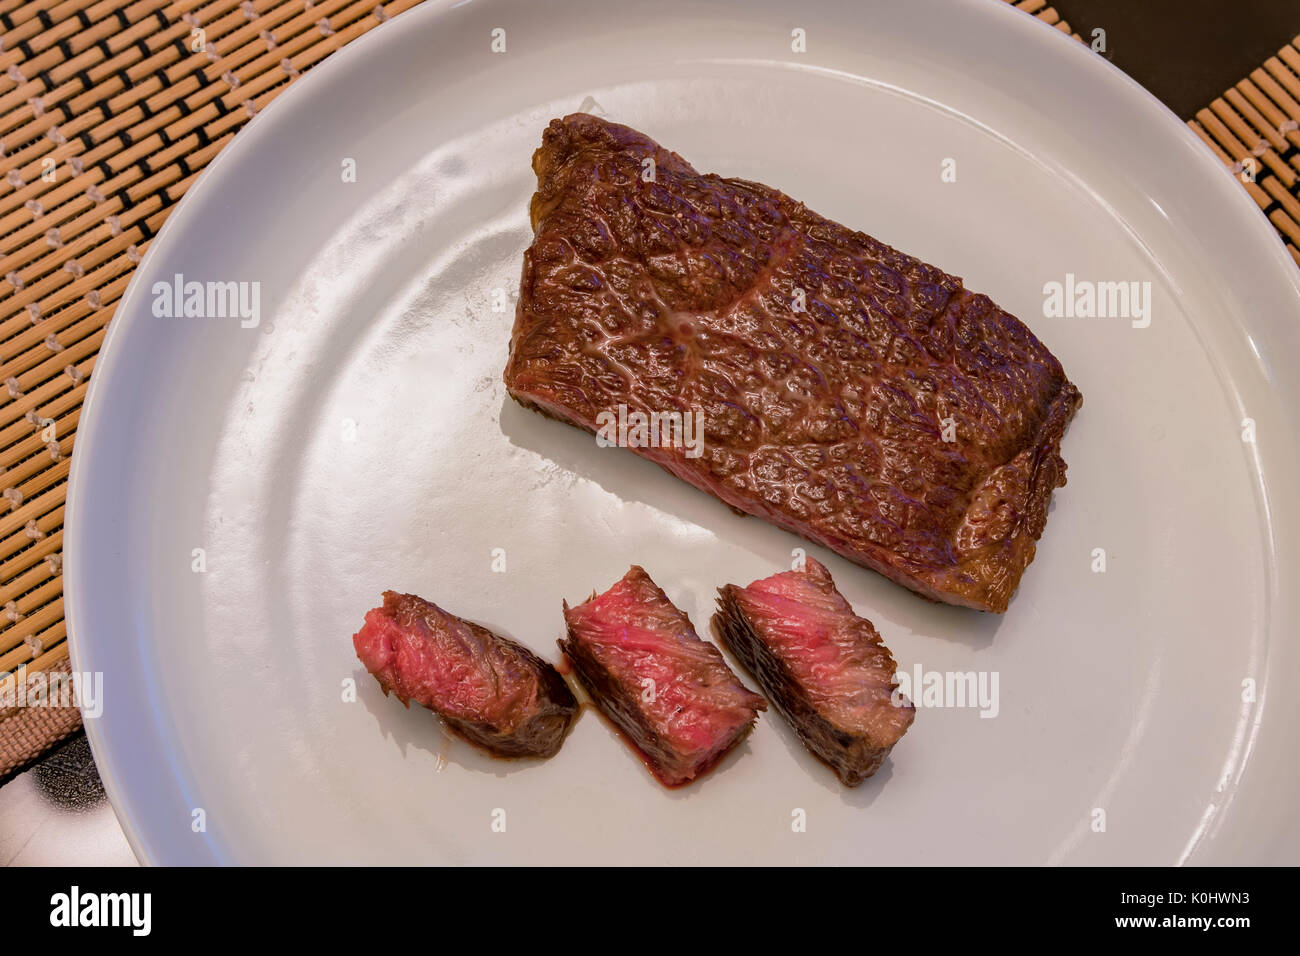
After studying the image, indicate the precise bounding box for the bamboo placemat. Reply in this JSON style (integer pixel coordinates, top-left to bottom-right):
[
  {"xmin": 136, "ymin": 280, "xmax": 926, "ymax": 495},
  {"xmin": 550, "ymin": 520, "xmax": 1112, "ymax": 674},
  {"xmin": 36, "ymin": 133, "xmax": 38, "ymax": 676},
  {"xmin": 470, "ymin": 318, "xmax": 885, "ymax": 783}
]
[
  {"xmin": 0, "ymin": 0, "xmax": 424, "ymax": 779},
  {"xmin": 0, "ymin": 0, "xmax": 1293, "ymax": 781},
  {"xmin": 1187, "ymin": 44, "xmax": 1300, "ymax": 268}
]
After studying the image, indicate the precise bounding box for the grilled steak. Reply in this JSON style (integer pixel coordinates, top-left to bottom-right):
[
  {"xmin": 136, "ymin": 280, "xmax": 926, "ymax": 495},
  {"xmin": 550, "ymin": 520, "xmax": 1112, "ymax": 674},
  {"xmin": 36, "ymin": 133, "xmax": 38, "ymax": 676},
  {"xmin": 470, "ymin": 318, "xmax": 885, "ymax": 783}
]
[
  {"xmin": 505, "ymin": 114, "xmax": 1081, "ymax": 612},
  {"xmin": 352, "ymin": 591, "xmax": 578, "ymax": 758},
  {"xmin": 560, "ymin": 566, "xmax": 766, "ymax": 786},
  {"xmin": 714, "ymin": 557, "xmax": 914, "ymax": 786}
]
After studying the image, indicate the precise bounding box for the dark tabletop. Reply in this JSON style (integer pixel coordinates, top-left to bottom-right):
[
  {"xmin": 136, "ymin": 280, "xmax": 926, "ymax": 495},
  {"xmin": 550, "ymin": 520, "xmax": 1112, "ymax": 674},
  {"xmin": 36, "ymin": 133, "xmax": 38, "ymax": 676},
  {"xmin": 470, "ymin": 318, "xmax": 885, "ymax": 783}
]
[{"xmin": 1056, "ymin": 0, "xmax": 1298, "ymax": 119}]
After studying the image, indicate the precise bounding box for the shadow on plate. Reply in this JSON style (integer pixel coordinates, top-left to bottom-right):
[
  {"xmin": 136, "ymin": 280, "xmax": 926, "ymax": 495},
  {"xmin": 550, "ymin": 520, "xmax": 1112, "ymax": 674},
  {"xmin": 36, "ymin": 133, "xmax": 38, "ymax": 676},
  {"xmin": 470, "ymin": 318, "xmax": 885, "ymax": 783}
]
[
  {"xmin": 568, "ymin": 701, "xmax": 759, "ymax": 801},
  {"xmin": 353, "ymin": 667, "xmax": 561, "ymax": 779},
  {"xmin": 757, "ymin": 705, "xmax": 898, "ymax": 809},
  {"xmin": 497, "ymin": 397, "xmax": 1007, "ymax": 649}
]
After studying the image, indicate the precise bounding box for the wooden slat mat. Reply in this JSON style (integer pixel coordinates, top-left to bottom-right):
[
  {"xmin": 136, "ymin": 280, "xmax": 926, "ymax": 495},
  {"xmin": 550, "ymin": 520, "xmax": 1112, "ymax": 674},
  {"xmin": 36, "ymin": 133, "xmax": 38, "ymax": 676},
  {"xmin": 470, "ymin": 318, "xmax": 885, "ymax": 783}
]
[
  {"xmin": 0, "ymin": 0, "xmax": 423, "ymax": 779},
  {"xmin": 0, "ymin": 0, "xmax": 1290, "ymax": 779},
  {"xmin": 1187, "ymin": 42, "xmax": 1300, "ymax": 267},
  {"xmin": 1006, "ymin": 0, "xmax": 1081, "ymax": 40}
]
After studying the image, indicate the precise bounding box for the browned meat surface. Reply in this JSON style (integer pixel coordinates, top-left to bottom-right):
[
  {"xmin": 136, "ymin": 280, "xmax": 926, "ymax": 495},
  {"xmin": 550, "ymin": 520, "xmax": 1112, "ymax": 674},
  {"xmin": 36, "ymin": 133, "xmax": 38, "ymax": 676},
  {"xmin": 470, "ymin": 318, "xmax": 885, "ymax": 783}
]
[
  {"xmin": 505, "ymin": 114, "xmax": 1081, "ymax": 612},
  {"xmin": 560, "ymin": 566, "xmax": 765, "ymax": 786},
  {"xmin": 353, "ymin": 591, "xmax": 578, "ymax": 758},
  {"xmin": 714, "ymin": 558, "xmax": 914, "ymax": 786}
]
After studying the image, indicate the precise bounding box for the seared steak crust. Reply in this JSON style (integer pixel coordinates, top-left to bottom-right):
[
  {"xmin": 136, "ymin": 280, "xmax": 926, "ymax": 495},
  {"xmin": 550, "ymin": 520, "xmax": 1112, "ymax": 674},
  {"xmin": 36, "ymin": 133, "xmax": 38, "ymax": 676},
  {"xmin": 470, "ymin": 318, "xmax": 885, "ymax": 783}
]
[
  {"xmin": 353, "ymin": 591, "xmax": 578, "ymax": 758},
  {"xmin": 560, "ymin": 566, "xmax": 765, "ymax": 786},
  {"xmin": 505, "ymin": 114, "xmax": 1081, "ymax": 612},
  {"xmin": 714, "ymin": 558, "xmax": 914, "ymax": 786}
]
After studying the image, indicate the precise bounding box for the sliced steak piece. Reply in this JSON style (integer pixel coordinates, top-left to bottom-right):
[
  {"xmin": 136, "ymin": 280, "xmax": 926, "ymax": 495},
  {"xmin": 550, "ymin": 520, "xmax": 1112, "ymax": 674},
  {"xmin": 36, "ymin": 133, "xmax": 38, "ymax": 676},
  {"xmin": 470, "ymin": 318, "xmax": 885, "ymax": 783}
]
[
  {"xmin": 352, "ymin": 591, "xmax": 578, "ymax": 758},
  {"xmin": 559, "ymin": 566, "xmax": 766, "ymax": 786},
  {"xmin": 505, "ymin": 113, "xmax": 1082, "ymax": 613},
  {"xmin": 714, "ymin": 557, "xmax": 914, "ymax": 786}
]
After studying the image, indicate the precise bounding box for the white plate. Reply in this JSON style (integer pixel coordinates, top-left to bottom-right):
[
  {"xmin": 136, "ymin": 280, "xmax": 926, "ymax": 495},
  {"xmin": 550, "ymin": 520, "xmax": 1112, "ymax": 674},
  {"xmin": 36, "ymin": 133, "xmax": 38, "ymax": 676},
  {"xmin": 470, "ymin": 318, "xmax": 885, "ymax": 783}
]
[{"xmin": 67, "ymin": 0, "xmax": 1300, "ymax": 865}]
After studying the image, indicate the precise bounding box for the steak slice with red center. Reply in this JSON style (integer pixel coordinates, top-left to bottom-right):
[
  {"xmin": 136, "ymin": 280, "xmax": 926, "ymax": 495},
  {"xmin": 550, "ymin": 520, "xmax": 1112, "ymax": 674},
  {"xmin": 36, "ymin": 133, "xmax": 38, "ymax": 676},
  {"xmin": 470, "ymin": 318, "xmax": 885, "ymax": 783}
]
[
  {"xmin": 353, "ymin": 591, "xmax": 578, "ymax": 758},
  {"xmin": 714, "ymin": 557, "xmax": 914, "ymax": 786},
  {"xmin": 505, "ymin": 113, "xmax": 1082, "ymax": 613},
  {"xmin": 560, "ymin": 566, "xmax": 766, "ymax": 786}
]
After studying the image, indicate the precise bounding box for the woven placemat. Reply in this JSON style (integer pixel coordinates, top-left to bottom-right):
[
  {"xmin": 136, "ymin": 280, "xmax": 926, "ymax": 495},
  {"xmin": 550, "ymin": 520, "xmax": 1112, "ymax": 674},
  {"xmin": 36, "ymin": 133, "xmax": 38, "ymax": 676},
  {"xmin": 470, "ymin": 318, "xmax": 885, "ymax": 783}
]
[
  {"xmin": 1187, "ymin": 41, "xmax": 1300, "ymax": 267},
  {"xmin": 0, "ymin": 0, "xmax": 423, "ymax": 779},
  {"xmin": 0, "ymin": 0, "xmax": 1291, "ymax": 780}
]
